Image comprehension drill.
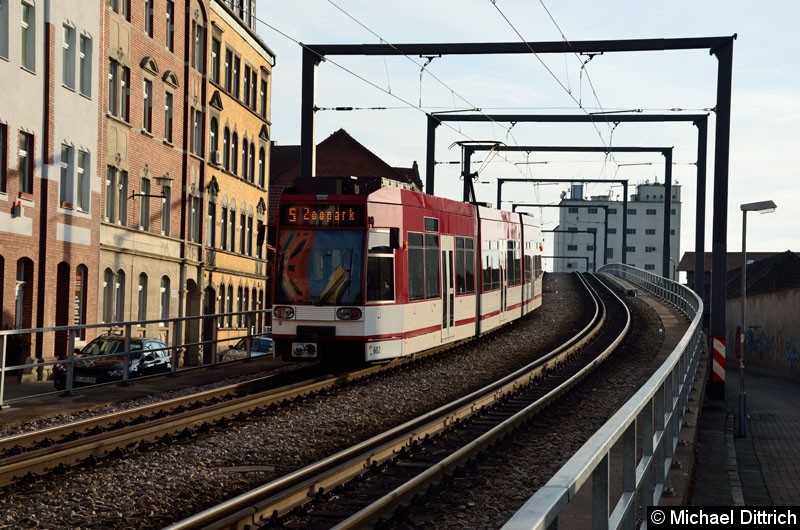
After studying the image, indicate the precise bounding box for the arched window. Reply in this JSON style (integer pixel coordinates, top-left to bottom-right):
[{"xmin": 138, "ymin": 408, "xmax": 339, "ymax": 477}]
[
  {"xmin": 226, "ymin": 284, "xmax": 234, "ymax": 328},
  {"xmin": 210, "ymin": 118, "xmax": 219, "ymax": 159},
  {"xmin": 248, "ymin": 143, "xmax": 255, "ymax": 183},
  {"xmin": 115, "ymin": 269, "xmax": 126, "ymax": 323},
  {"xmin": 223, "ymin": 127, "xmax": 230, "ymax": 171},
  {"xmin": 231, "ymin": 132, "xmax": 238, "ymax": 175},
  {"xmin": 103, "ymin": 268, "xmax": 114, "ymax": 323},
  {"xmin": 207, "ymin": 184, "xmax": 217, "ymax": 248},
  {"xmin": 258, "ymin": 147, "xmax": 265, "ymax": 187},
  {"xmin": 236, "ymin": 285, "xmax": 243, "ymax": 327},
  {"xmin": 160, "ymin": 275, "xmax": 170, "ymax": 323},
  {"xmin": 241, "ymin": 138, "xmax": 248, "ymax": 181},
  {"xmin": 242, "ymin": 287, "xmax": 250, "ymax": 329},
  {"xmin": 218, "ymin": 283, "xmax": 226, "ymax": 328},
  {"xmin": 138, "ymin": 272, "xmax": 148, "ymax": 321}
]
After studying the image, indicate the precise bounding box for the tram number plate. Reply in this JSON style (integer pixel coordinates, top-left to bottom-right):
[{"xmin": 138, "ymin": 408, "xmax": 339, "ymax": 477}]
[
  {"xmin": 75, "ymin": 376, "xmax": 96, "ymax": 384},
  {"xmin": 367, "ymin": 344, "xmax": 381, "ymax": 358}
]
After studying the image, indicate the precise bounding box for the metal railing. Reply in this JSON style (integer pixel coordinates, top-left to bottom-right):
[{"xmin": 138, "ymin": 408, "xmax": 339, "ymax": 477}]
[
  {"xmin": 503, "ymin": 264, "xmax": 704, "ymax": 530},
  {"xmin": 0, "ymin": 309, "xmax": 273, "ymax": 408}
]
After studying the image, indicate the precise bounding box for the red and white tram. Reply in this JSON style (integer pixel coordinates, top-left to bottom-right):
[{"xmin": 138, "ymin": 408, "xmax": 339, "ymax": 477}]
[{"xmin": 271, "ymin": 177, "xmax": 544, "ymax": 363}]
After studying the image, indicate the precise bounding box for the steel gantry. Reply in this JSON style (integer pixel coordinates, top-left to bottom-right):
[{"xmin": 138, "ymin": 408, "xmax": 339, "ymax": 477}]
[
  {"xmin": 543, "ymin": 229, "xmax": 599, "ymax": 273},
  {"xmin": 299, "ymin": 36, "xmax": 735, "ymax": 399},
  {"xmin": 425, "ymin": 112, "xmax": 710, "ymax": 310}
]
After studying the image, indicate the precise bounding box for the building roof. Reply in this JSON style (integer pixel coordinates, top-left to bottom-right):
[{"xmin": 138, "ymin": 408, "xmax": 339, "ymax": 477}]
[
  {"xmin": 268, "ymin": 129, "xmax": 423, "ymax": 221},
  {"xmin": 726, "ymin": 250, "xmax": 800, "ymax": 298}
]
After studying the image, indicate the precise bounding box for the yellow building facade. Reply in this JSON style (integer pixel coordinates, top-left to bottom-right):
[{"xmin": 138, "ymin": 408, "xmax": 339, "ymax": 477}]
[{"xmin": 204, "ymin": 1, "xmax": 274, "ymax": 353}]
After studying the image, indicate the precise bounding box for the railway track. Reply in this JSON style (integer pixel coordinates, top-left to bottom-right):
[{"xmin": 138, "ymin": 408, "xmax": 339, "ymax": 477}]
[{"xmin": 165, "ymin": 273, "xmax": 631, "ymax": 530}]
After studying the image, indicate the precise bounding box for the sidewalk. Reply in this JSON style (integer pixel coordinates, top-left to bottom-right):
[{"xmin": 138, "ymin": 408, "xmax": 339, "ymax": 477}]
[{"xmin": 691, "ymin": 364, "xmax": 800, "ymax": 506}]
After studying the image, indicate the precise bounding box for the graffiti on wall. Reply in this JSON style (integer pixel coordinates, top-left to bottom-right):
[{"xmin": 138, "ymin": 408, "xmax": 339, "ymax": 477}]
[{"xmin": 745, "ymin": 328, "xmax": 800, "ymax": 367}]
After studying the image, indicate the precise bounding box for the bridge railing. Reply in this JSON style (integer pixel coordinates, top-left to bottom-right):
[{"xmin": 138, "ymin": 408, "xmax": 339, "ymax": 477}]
[
  {"xmin": 0, "ymin": 309, "xmax": 272, "ymax": 409},
  {"xmin": 503, "ymin": 264, "xmax": 704, "ymax": 530}
]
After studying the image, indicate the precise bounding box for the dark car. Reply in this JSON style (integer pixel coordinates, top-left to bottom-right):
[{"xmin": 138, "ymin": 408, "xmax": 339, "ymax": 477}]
[{"xmin": 54, "ymin": 335, "xmax": 172, "ymax": 390}]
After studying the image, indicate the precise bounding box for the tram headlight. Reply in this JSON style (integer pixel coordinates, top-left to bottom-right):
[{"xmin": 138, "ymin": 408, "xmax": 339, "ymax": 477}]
[
  {"xmin": 336, "ymin": 307, "xmax": 363, "ymax": 320},
  {"xmin": 273, "ymin": 306, "xmax": 295, "ymax": 319}
]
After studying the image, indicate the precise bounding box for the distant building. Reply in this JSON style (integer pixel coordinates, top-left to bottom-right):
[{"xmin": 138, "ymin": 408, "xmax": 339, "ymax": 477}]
[{"xmin": 552, "ymin": 182, "xmax": 680, "ymax": 274}]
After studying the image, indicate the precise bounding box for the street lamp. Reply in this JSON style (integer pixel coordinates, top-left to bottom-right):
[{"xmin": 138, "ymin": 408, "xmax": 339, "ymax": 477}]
[{"xmin": 738, "ymin": 199, "xmax": 777, "ymax": 437}]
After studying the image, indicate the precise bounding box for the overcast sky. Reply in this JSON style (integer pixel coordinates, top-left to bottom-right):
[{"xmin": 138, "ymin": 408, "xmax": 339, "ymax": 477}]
[{"xmin": 255, "ymin": 0, "xmax": 798, "ymax": 263}]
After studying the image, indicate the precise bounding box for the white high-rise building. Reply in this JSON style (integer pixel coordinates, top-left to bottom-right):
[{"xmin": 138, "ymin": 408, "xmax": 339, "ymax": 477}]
[{"xmin": 553, "ymin": 182, "xmax": 681, "ymax": 276}]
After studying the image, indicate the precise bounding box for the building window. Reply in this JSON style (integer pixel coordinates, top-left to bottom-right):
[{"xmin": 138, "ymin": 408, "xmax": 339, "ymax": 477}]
[
  {"xmin": 59, "ymin": 145, "xmax": 74, "ymax": 207},
  {"xmin": 671, "ymin": 208, "xmax": 677, "ymax": 215},
  {"xmin": 0, "ymin": 0, "xmax": 9, "ymax": 59},
  {"xmin": 115, "ymin": 269, "xmax": 126, "ymax": 322},
  {"xmin": 224, "ymin": 48, "xmax": 232, "ymax": 92},
  {"xmin": 190, "ymin": 193, "xmax": 201, "ymax": 242},
  {"xmin": 567, "ymin": 227, "xmax": 577, "ymax": 233},
  {"xmin": 645, "ymin": 246, "xmax": 656, "ymax": 253},
  {"xmin": 606, "ymin": 248, "xmax": 614, "ymax": 259},
  {"xmin": 211, "ymin": 36, "xmax": 220, "ymax": 83},
  {"xmin": 246, "ymin": 215, "xmax": 253, "ymax": 256},
  {"xmin": 241, "ymin": 139, "xmax": 248, "ymax": 180},
  {"xmin": 644, "ymin": 264, "xmax": 656, "ymax": 271},
  {"xmin": 587, "ymin": 245, "xmax": 594, "ymax": 251},
  {"xmin": 236, "ymin": 286, "xmax": 243, "ymax": 327},
  {"xmin": 21, "ymin": 0, "xmax": 35, "ymax": 71},
  {"xmin": 220, "ymin": 206, "xmax": 228, "ymax": 250},
  {"xmin": 226, "ymin": 284, "xmax": 233, "ymax": 328},
  {"xmin": 606, "ymin": 227, "xmax": 616, "ymax": 234},
  {"xmin": 164, "ymin": 91, "xmax": 173, "ymax": 142},
  {"xmin": 243, "ymin": 66, "xmax": 251, "ymax": 106},
  {"xmin": 77, "ymin": 150, "xmax": 89, "ymax": 211},
  {"xmin": 608, "ymin": 208, "xmax": 617, "ymax": 214},
  {"xmin": 645, "ymin": 228, "xmax": 656, "ymax": 235},
  {"xmin": 165, "ymin": 1, "xmax": 175, "ymax": 51},
  {"xmin": 207, "ymin": 199, "xmax": 217, "ymax": 248},
  {"xmin": 255, "ymin": 220, "xmax": 264, "ymax": 258},
  {"xmin": 103, "ymin": 268, "xmax": 114, "ymax": 323},
  {"xmin": 144, "ymin": 0, "xmax": 153, "ymax": 37},
  {"xmin": 108, "ymin": 59, "xmax": 130, "ymax": 121},
  {"xmin": 568, "ymin": 207, "xmax": 578, "ymax": 213},
  {"xmin": 646, "ymin": 208, "xmax": 656, "ymax": 215},
  {"xmin": 626, "ymin": 228, "xmax": 636, "ymax": 234},
  {"xmin": 248, "ymin": 144, "xmax": 255, "ymax": 183},
  {"xmin": 161, "ymin": 186, "xmax": 171, "ymax": 235},
  {"xmin": 105, "ymin": 166, "xmax": 128, "ymax": 223},
  {"xmin": 111, "ymin": 0, "xmax": 130, "ymax": 21},
  {"xmin": 627, "ymin": 208, "xmax": 637, "ymax": 215},
  {"xmin": 79, "ymin": 35, "xmax": 92, "ymax": 97},
  {"xmin": 239, "ymin": 211, "xmax": 246, "ymax": 254},
  {"xmin": 209, "ymin": 118, "xmax": 218, "ymax": 160},
  {"xmin": 18, "ymin": 131, "xmax": 33, "ymax": 194},
  {"xmin": 191, "ymin": 20, "xmax": 204, "ymax": 73},
  {"xmin": 139, "ymin": 178, "xmax": 151, "ymax": 230},
  {"xmin": 587, "ymin": 227, "xmax": 597, "ymax": 234},
  {"xmin": 232, "ymin": 55, "xmax": 240, "ymax": 99},
  {"xmin": 228, "ymin": 207, "xmax": 235, "ymax": 251},
  {"xmin": 191, "ymin": 108, "xmax": 202, "ymax": 155},
  {"xmin": 258, "ymin": 147, "xmax": 265, "ymax": 187},
  {"xmin": 670, "ymin": 229, "xmax": 676, "ymax": 236},
  {"xmin": 259, "ymin": 75, "xmax": 267, "ymax": 118},
  {"xmin": 143, "ymin": 79, "xmax": 153, "ymax": 132},
  {"xmin": 62, "ymin": 25, "xmax": 76, "ymax": 88},
  {"xmin": 159, "ymin": 276, "xmax": 170, "ymax": 322},
  {"xmin": 0, "ymin": 124, "xmax": 8, "ymax": 193},
  {"xmin": 138, "ymin": 273, "xmax": 148, "ymax": 321},
  {"xmin": 587, "ymin": 207, "xmax": 598, "ymax": 214},
  {"xmin": 567, "ymin": 244, "xmax": 577, "ymax": 251},
  {"xmin": 222, "ymin": 127, "xmax": 230, "ymax": 171},
  {"xmin": 231, "ymin": 132, "xmax": 238, "ymax": 175},
  {"xmin": 626, "ymin": 246, "xmax": 636, "ymax": 252}
]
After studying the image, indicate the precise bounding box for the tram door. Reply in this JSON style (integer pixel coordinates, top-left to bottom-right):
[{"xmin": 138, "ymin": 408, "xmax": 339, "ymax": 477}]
[
  {"xmin": 441, "ymin": 235, "xmax": 455, "ymax": 340},
  {"xmin": 499, "ymin": 242, "xmax": 509, "ymax": 323}
]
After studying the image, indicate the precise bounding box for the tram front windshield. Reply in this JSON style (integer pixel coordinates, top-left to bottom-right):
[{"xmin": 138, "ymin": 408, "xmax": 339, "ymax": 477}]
[{"xmin": 275, "ymin": 229, "xmax": 364, "ymax": 306}]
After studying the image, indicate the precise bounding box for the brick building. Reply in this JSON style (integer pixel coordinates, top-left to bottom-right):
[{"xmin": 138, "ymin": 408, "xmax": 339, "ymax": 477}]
[{"xmin": 0, "ymin": 0, "xmax": 101, "ymax": 369}]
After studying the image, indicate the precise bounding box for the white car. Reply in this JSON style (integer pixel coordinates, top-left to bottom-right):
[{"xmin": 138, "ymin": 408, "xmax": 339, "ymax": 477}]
[{"xmin": 220, "ymin": 336, "xmax": 273, "ymax": 361}]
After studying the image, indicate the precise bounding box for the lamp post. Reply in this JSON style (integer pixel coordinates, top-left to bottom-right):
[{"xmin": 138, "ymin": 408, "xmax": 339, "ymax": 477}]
[{"xmin": 738, "ymin": 199, "xmax": 777, "ymax": 437}]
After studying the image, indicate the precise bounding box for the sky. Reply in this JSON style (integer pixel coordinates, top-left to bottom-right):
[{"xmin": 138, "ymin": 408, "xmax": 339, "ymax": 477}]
[{"xmin": 254, "ymin": 0, "xmax": 799, "ymax": 267}]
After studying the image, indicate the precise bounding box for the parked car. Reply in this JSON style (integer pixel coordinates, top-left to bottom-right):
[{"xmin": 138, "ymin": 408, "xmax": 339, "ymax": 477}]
[
  {"xmin": 53, "ymin": 335, "xmax": 172, "ymax": 390},
  {"xmin": 219, "ymin": 336, "xmax": 273, "ymax": 362}
]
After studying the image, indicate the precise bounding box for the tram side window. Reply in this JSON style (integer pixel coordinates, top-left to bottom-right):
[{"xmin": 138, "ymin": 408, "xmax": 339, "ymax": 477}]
[
  {"xmin": 367, "ymin": 231, "xmax": 395, "ymax": 302},
  {"xmin": 482, "ymin": 241, "xmax": 501, "ymax": 291},
  {"xmin": 408, "ymin": 232, "xmax": 441, "ymax": 301},
  {"xmin": 408, "ymin": 233, "xmax": 425, "ymax": 301},
  {"xmin": 507, "ymin": 240, "xmax": 521, "ymax": 286},
  {"xmin": 455, "ymin": 237, "xmax": 475, "ymax": 294}
]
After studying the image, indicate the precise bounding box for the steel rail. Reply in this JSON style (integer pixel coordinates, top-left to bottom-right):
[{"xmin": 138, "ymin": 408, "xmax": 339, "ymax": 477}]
[{"xmin": 165, "ymin": 273, "xmax": 629, "ymax": 530}]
